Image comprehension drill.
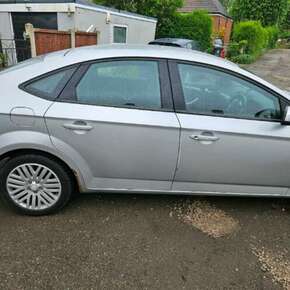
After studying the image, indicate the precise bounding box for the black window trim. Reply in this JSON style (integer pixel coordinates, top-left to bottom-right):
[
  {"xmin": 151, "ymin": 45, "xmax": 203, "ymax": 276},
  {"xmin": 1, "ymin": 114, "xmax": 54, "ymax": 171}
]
[
  {"xmin": 19, "ymin": 64, "xmax": 79, "ymax": 101},
  {"xmin": 57, "ymin": 57, "xmax": 174, "ymax": 112},
  {"xmin": 168, "ymin": 59, "xmax": 289, "ymax": 123}
]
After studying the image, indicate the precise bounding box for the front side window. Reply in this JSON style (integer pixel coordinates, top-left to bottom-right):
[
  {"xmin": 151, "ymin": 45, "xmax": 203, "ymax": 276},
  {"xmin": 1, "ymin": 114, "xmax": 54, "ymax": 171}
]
[
  {"xmin": 113, "ymin": 26, "xmax": 127, "ymax": 44},
  {"xmin": 178, "ymin": 64, "xmax": 282, "ymax": 120},
  {"xmin": 76, "ymin": 60, "xmax": 162, "ymax": 110},
  {"xmin": 23, "ymin": 67, "xmax": 75, "ymax": 100}
]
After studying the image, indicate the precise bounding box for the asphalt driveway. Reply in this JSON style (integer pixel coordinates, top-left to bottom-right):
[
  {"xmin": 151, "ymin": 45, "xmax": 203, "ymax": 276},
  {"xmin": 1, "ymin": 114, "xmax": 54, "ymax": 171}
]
[{"xmin": 1, "ymin": 49, "xmax": 290, "ymax": 290}]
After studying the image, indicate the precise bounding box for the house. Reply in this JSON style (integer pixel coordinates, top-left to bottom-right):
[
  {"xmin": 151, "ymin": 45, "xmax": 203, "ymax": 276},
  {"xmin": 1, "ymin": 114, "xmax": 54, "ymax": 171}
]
[
  {"xmin": 0, "ymin": 0, "xmax": 157, "ymax": 64},
  {"xmin": 179, "ymin": 0, "xmax": 233, "ymax": 44}
]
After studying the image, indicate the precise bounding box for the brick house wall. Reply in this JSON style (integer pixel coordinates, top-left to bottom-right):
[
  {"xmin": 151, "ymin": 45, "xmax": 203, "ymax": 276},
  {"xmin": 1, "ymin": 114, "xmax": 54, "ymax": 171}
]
[
  {"xmin": 211, "ymin": 14, "xmax": 233, "ymax": 44},
  {"xmin": 179, "ymin": 0, "xmax": 233, "ymax": 45}
]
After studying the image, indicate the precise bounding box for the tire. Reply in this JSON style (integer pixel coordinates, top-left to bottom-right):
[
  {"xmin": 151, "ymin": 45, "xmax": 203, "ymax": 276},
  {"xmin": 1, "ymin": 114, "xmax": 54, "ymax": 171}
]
[{"xmin": 0, "ymin": 154, "xmax": 73, "ymax": 216}]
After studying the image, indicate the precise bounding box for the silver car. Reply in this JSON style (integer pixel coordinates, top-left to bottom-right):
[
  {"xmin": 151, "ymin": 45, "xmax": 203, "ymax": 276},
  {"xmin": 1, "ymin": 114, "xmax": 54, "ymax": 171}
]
[{"xmin": 1, "ymin": 44, "xmax": 290, "ymax": 215}]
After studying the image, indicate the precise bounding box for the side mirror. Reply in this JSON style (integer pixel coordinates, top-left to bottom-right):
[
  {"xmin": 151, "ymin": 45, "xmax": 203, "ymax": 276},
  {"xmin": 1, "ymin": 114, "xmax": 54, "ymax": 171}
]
[{"xmin": 282, "ymin": 106, "xmax": 290, "ymax": 125}]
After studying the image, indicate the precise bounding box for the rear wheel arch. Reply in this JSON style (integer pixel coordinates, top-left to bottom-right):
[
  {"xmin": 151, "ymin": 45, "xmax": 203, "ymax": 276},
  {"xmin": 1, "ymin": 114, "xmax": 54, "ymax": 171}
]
[{"xmin": 0, "ymin": 148, "xmax": 80, "ymax": 192}]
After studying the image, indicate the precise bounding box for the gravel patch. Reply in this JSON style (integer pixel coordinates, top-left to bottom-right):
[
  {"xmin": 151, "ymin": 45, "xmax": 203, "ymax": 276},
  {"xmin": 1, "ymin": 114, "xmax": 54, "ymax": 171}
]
[
  {"xmin": 252, "ymin": 245, "xmax": 290, "ymax": 290},
  {"xmin": 173, "ymin": 199, "xmax": 240, "ymax": 238}
]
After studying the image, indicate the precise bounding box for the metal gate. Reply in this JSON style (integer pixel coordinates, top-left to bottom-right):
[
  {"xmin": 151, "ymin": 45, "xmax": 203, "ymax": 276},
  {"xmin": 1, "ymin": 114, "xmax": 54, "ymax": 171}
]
[{"xmin": 0, "ymin": 38, "xmax": 31, "ymax": 67}]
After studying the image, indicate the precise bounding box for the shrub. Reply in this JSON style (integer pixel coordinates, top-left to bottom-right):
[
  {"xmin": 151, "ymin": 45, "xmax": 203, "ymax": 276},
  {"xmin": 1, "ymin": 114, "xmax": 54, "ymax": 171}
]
[
  {"xmin": 229, "ymin": 21, "xmax": 279, "ymax": 64},
  {"xmin": 227, "ymin": 42, "xmax": 240, "ymax": 58},
  {"xmin": 232, "ymin": 21, "xmax": 267, "ymax": 56},
  {"xmin": 279, "ymin": 29, "xmax": 290, "ymax": 39},
  {"xmin": 161, "ymin": 10, "xmax": 212, "ymax": 51},
  {"xmin": 227, "ymin": 40, "xmax": 248, "ymax": 58},
  {"xmin": 230, "ymin": 54, "xmax": 256, "ymax": 64},
  {"xmin": 264, "ymin": 26, "xmax": 279, "ymax": 48},
  {"xmin": 0, "ymin": 53, "xmax": 7, "ymax": 68}
]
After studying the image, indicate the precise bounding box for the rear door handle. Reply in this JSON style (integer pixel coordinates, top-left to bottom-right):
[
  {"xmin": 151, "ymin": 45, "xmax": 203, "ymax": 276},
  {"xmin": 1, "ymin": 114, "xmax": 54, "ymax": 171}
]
[
  {"xmin": 63, "ymin": 121, "xmax": 93, "ymax": 131},
  {"xmin": 190, "ymin": 135, "xmax": 219, "ymax": 142}
]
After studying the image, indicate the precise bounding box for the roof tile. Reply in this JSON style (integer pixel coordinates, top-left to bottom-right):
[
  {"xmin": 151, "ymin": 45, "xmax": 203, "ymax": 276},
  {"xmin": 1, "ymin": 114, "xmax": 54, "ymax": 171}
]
[{"xmin": 179, "ymin": 0, "xmax": 228, "ymax": 17}]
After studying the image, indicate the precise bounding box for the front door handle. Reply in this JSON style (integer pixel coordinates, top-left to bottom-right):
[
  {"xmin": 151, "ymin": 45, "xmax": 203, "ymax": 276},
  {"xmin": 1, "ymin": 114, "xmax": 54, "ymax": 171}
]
[
  {"xmin": 63, "ymin": 121, "xmax": 93, "ymax": 131},
  {"xmin": 190, "ymin": 135, "xmax": 219, "ymax": 142}
]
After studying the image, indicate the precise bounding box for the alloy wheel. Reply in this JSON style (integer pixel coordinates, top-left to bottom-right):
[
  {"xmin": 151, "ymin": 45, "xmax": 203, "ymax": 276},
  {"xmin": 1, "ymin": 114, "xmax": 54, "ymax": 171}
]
[{"xmin": 6, "ymin": 163, "xmax": 62, "ymax": 210}]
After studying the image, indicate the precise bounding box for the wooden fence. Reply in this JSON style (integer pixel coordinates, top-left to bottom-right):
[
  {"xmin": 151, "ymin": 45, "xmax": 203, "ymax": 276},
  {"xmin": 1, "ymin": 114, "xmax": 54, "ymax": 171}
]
[
  {"xmin": 211, "ymin": 15, "xmax": 233, "ymax": 45},
  {"xmin": 25, "ymin": 23, "xmax": 99, "ymax": 57}
]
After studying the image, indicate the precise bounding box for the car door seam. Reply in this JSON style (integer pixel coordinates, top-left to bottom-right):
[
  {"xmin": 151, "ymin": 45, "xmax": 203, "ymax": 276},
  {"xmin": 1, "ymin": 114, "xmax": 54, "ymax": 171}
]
[{"xmin": 171, "ymin": 113, "xmax": 182, "ymax": 190}]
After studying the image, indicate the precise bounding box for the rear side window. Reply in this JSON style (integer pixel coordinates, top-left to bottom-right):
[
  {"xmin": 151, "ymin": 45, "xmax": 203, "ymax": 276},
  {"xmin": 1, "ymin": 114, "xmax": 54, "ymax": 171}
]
[
  {"xmin": 75, "ymin": 60, "xmax": 162, "ymax": 110},
  {"xmin": 22, "ymin": 67, "xmax": 76, "ymax": 100}
]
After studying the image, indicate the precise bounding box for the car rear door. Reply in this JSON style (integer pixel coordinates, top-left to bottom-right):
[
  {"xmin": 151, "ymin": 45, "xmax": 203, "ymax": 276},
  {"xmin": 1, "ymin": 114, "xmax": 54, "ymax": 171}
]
[
  {"xmin": 45, "ymin": 58, "xmax": 180, "ymax": 191},
  {"xmin": 169, "ymin": 60, "xmax": 290, "ymax": 195}
]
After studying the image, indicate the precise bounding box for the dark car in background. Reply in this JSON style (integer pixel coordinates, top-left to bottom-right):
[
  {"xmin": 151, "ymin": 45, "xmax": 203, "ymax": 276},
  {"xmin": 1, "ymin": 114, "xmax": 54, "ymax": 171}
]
[
  {"xmin": 149, "ymin": 37, "xmax": 226, "ymax": 58},
  {"xmin": 149, "ymin": 38, "xmax": 202, "ymax": 51}
]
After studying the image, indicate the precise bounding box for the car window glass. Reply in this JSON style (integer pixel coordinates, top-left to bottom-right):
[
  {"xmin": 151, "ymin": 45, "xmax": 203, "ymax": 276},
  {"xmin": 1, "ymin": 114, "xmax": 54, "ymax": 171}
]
[
  {"xmin": 178, "ymin": 64, "xmax": 281, "ymax": 120},
  {"xmin": 76, "ymin": 60, "xmax": 162, "ymax": 109},
  {"xmin": 25, "ymin": 67, "xmax": 75, "ymax": 100}
]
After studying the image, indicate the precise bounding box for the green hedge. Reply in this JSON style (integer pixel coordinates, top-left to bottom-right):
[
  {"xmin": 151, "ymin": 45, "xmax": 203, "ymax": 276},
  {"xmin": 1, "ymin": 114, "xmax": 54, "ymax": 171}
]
[
  {"xmin": 264, "ymin": 26, "xmax": 279, "ymax": 48},
  {"xmin": 160, "ymin": 10, "xmax": 212, "ymax": 51},
  {"xmin": 232, "ymin": 21, "xmax": 266, "ymax": 56},
  {"xmin": 229, "ymin": 21, "xmax": 279, "ymax": 64}
]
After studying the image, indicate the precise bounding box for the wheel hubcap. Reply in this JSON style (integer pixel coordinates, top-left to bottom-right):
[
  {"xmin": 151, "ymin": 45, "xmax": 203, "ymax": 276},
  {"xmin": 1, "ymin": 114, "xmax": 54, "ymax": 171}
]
[{"xmin": 6, "ymin": 163, "xmax": 62, "ymax": 210}]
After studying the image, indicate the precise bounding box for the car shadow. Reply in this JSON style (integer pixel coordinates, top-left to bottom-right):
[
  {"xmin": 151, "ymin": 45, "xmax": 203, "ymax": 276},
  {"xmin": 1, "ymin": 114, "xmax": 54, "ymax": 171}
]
[{"xmin": 0, "ymin": 191, "xmax": 289, "ymax": 218}]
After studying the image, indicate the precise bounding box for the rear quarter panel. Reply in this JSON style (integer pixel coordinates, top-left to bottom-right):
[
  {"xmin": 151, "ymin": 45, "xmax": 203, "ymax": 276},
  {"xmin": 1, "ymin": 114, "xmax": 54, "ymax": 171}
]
[{"xmin": 0, "ymin": 65, "xmax": 88, "ymax": 191}]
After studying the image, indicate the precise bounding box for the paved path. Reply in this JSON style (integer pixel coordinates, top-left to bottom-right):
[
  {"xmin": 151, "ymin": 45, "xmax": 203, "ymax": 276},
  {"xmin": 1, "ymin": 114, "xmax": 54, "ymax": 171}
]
[
  {"xmin": 246, "ymin": 49, "xmax": 290, "ymax": 91},
  {"xmin": 1, "ymin": 50, "xmax": 290, "ymax": 290}
]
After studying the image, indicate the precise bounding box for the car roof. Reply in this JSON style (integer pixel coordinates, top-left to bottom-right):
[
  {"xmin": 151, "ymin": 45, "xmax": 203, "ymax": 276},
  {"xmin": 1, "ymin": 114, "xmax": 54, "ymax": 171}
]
[
  {"xmin": 44, "ymin": 44, "xmax": 239, "ymax": 71},
  {"xmin": 2, "ymin": 44, "xmax": 288, "ymax": 100}
]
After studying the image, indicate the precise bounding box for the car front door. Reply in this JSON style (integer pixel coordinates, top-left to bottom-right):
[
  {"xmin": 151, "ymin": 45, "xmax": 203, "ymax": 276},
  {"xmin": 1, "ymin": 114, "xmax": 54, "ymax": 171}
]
[
  {"xmin": 170, "ymin": 61, "xmax": 290, "ymax": 195},
  {"xmin": 45, "ymin": 59, "xmax": 180, "ymax": 191}
]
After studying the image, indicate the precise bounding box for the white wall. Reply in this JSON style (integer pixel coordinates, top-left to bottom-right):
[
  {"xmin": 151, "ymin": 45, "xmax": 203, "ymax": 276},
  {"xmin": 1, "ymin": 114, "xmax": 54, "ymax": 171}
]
[
  {"xmin": 75, "ymin": 8, "xmax": 111, "ymax": 43},
  {"xmin": 0, "ymin": 12, "xmax": 13, "ymax": 39},
  {"xmin": 62, "ymin": 7, "xmax": 157, "ymax": 45},
  {"xmin": 0, "ymin": 12, "xmax": 16, "ymax": 66},
  {"xmin": 110, "ymin": 14, "xmax": 156, "ymax": 44},
  {"xmin": 57, "ymin": 12, "xmax": 75, "ymax": 31}
]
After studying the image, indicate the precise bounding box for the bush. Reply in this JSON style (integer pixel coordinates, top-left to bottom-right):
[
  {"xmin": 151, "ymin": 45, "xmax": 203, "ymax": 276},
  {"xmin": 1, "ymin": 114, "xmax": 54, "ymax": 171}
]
[
  {"xmin": 279, "ymin": 29, "xmax": 290, "ymax": 39},
  {"xmin": 230, "ymin": 54, "xmax": 256, "ymax": 64},
  {"xmin": 227, "ymin": 40, "xmax": 248, "ymax": 58},
  {"xmin": 0, "ymin": 53, "xmax": 7, "ymax": 68},
  {"xmin": 161, "ymin": 10, "xmax": 212, "ymax": 51},
  {"xmin": 232, "ymin": 21, "xmax": 266, "ymax": 56},
  {"xmin": 229, "ymin": 21, "xmax": 279, "ymax": 64},
  {"xmin": 264, "ymin": 26, "xmax": 279, "ymax": 48}
]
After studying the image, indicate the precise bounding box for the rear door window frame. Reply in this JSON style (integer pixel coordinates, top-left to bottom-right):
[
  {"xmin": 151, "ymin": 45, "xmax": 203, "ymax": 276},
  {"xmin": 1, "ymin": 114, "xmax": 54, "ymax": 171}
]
[{"xmin": 58, "ymin": 57, "xmax": 174, "ymax": 112}]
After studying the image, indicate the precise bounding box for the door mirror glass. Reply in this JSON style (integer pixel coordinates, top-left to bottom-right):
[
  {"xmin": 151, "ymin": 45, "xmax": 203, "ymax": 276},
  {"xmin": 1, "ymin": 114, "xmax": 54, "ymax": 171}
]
[{"xmin": 282, "ymin": 106, "xmax": 290, "ymax": 125}]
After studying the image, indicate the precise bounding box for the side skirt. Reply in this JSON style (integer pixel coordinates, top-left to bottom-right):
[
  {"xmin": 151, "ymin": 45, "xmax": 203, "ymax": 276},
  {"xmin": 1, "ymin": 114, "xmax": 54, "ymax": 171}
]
[{"xmin": 83, "ymin": 182, "xmax": 290, "ymax": 197}]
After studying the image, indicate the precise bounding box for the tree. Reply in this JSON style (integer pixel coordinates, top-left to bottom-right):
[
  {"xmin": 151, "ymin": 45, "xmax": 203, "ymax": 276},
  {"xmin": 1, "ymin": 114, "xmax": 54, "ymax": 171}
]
[
  {"xmin": 231, "ymin": 0, "xmax": 288, "ymax": 26},
  {"xmin": 160, "ymin": 10, "xmax": 212, "ymax": 50},
  {"xmin": 94, "ymin": 0, "xmax": 183, "ymax": 37},
  {"xmin": 282, "ymin": 0, "xmax": 290, "ymax": 29},
  {"xmin": 219, "ymin": 0, "xmax": 234, "ymax": 13}
]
